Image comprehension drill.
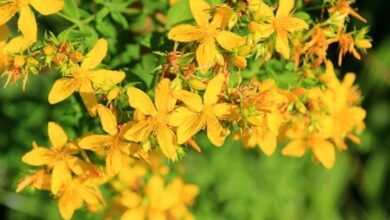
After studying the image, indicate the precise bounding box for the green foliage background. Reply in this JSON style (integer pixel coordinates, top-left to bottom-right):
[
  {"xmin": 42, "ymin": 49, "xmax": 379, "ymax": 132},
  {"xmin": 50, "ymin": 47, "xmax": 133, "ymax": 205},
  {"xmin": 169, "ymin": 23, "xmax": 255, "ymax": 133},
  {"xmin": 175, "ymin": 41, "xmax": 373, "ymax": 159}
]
[{"xmin": 0, "ymin": 0, "xmax": 389, "ymax": 219}]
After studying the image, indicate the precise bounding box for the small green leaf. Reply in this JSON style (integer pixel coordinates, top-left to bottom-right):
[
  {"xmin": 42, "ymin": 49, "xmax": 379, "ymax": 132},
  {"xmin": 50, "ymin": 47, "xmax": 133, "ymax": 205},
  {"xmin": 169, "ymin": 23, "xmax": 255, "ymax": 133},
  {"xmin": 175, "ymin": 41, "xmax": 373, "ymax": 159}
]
[{"xmin": 62, "ymin": 0, "xmax": 80, "ymax": 20}]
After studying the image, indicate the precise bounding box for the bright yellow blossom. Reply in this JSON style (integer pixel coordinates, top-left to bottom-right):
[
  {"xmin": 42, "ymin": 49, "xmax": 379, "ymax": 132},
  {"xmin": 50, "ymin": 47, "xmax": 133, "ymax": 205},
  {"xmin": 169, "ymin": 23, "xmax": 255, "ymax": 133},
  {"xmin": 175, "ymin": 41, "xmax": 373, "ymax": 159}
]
[
  {"xmin": 21, "ymin": 122, "xmax": 92, "ymax": 195},
  {"xmin": 48, "ymin": 39, "xmax": 125, "ymax": 116},
  {"xmin": 320, "ymin": 61, "xmax": 366, "ymax": 149},
  {"xmin": 57, "ymin": 178, "xmax": 104, "ymax": 220},
  {"xmin": 0, "ymin": 0, "xmax": 64, "ymax": 53},
  {"xmin": 282, "ymin": 116, "xmax": 336, "ymax": 169},
  {"xmin": 248, "ymin": 0, "xmax": 308, "ymax": 59},
  {"xmin": 234, "ymin": 79, "xmax": 288, "ymax": 155},
  {"xmin": 170, "ymin": 74, "xmax": 237, "ymax": 146},
  {"xmin": 124, "ymin": 79, "xmax": 178, "ymax": 159},
  {"xmin": 79, "ymin": 104, "xmax": 141, "ymax": 177},
  {"xmin": 168, "ymin": 0, "xmax": 246, "ymax": 72},
  {"xmin": 120, "ymin": 174, "xmax": 198, "ymax": 220}
]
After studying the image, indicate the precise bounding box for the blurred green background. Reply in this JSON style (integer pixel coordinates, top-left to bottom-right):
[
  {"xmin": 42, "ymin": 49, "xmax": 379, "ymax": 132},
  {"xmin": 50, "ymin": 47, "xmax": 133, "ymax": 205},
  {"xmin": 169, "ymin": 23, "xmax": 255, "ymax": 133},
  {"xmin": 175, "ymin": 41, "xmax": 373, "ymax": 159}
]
[{"xmin": 0, "ymin": 0, "xmax": 389, "ymax": 219}]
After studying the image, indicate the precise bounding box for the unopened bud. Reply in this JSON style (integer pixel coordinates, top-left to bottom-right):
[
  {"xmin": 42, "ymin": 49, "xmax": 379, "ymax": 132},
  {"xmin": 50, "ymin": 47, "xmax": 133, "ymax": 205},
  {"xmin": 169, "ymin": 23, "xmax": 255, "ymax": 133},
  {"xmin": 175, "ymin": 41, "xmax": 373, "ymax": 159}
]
[
  {"xmin": 43, "ymin": 45, "xmax": 55, "ymax": 56},
  {"xmin": 27, "ymin": 57, "xmax": 39, "ymax": 65},
  {"xmin": 14, "ymin": 55, "xmax": 25, "ymax": 67},
  {"xmin": 107, "ymin": 88, "xmax": 120, "ymax": 101},
  {"xmin": 231, "ymin": 56, "xmax": 247, "ymax": 69},
  {"xmin": 215, "ymin": 52, "xmax": 224, "ymax": 66},
  {"xmin": 70, "ymin": 51, "xmax": 83, "ymax": 63}
]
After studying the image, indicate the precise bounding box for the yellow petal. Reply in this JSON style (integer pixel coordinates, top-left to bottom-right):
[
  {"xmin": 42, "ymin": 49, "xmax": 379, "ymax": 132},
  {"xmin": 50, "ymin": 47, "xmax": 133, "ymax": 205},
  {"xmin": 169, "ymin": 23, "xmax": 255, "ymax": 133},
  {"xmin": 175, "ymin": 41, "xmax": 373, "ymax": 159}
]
[
  {"xmin": 51, "ymin": 161, "xmax": 71, "ymax": 195},
  {"xmin": 124, "ymin": 119, "xmax": 155, "ymax": 142},
  {"xmin": 58, "ymin": 191, "xmax": 80, "ymax": 220},
  {"xmin": 210, "ymin": 6, "xmax": 232, "ymax": 29},
  {"xmin": 173, "ymin": 90, "xmax": 203, "ymax": 112},
  {"xmin": 196, "ymin": 37, "xmax": 216, "ymax": 73},
  {"xmin": 256, "ymin": 128, "xmax": 277, "ymax": 156},
  {"xmin": 81, "ymin": 38, "xmax": 108, "ymax": 70},
  {"xmin": 312, "ymin": 140, "xmax": 335, "ymax": 169},
  {"xmin": 48, "ymin": 78, "xmax": 78, "ymax": 104},
  {"xmin": 121, "ymin": 207, "xmax": 145, "ymax": 220},
  {"xmin": 253, "ymin": 23, "xmax": 274, "ymax": 40},
  {"xmin": 169, "ymin": 107, "xmax": 198, "ymax": 127},
  {"xmin": 176, "ymin": 115, "xmax": 205, "ymax": 144},
  {"xmin": 155, "ymin": 78, "xmax": 175, "ymax": 113},
  {"xmin": 157, "ymin": 125, "xmax": 178, "ymax": 159},
  {"xmin": 48, "ymin": 121, "xmax": 68, "ymax": 148},
  {"xmin": 281, "ymin": 139, "xmax": 306, "ymax": 156},
  {"xmin": 284, "ymin": 17, "xmax": 309, "ymax": 32},
  {"xmin": 204, "ymin": 73, "xmax": 225, "ymax": 105},
  {"xmin": 79, "ymin": 135, "xmax": 113, "ymax": 151},
  {"xmin": 276, "ymin": 0, "xmax": 294, "ymax": 18},
  {"xmin": 79, "ymin": 186, "xmax": 103, "ymax": 205},
  {"xmin": 22, "ymin": 147, "xmax": 54, "ymax": 166},
  {"xmin": 5, "ymin": 36, "xmax": 29, "ymax": 53},
  {"xmin": 67, "ymin": 156, "xmax": 92, "ymax": 176},
  {"xmin": 79, "ymin": 81, "xmax": 98, "ymax": 116},
  {"xmin": 206, "ymin": 115, "xmax": 226, "ymax": 146},
  {"xmin": 252, "ymin": 0, "xmax": 274, "ymax": 20},
  {"xmin": 168, "ymin": 24, "xmax": 204, "ymax": 42},
  {"xmin": 97, "ymin": 104, "xmax": 118, "ymax": 135},
  {"xmin": 189, "ymin": 0, "xmax": 210, "ymax": 27},
  {"xmin": 213, "ymin": 103, "xmax": 238, "ymax": 121},
  {"xmin": 127, "ymin": 87, "xmax": 157, "ymax": 116},
  {"xmin": 275, "ymin": 31, "xmax": 290, "ymax": 59},
  {"xmin": 0, "ymin": 25, "xmax": 9, "ymax": 41},
  {"xmin": 90, "ymin": 69, "xmax": 126, "ymax": 89},
  {"xmin": 18, "ymin": 7, "xmax": 37, "ymax": 43},
  {"xmin": 215, "ymin": 31, "xmax": 246, "ymax": 51},
  {"xmin": 0, "ymin": 3, "xmax": 18, "ymax": 26},
  {"xmin": 106, "ymin": 147, "xmax": 123, "ymax": 176},
  {"xmin": 30, "ymin": 0, "xmax": 64, "ymax": 15}
]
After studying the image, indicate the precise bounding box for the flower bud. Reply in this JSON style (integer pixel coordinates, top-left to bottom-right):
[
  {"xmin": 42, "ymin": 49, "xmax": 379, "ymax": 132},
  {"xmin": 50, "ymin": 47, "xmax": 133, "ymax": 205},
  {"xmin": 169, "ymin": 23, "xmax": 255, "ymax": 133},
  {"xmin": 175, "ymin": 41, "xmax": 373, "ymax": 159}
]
[
  {"xmin": 70, "ymin": 51, "xmax": 84, "ymax": 63},
  {"xmin": 27, "ymin": 57, "xmax": 39, "ymax": 66},
  {"xmin": 43, "ymin": 45, "xmax": 55, "ymax": 56},
  {"xmin": 107, "ymin": 88, "xmax": 120, "ymax": 101},
  {"xmin": 231, "ymin": 56, "xmax": 247, "ymax": 69},
  {"xmin": 14, "ymin": 55, "xmax": 25, "ymax": 68}
]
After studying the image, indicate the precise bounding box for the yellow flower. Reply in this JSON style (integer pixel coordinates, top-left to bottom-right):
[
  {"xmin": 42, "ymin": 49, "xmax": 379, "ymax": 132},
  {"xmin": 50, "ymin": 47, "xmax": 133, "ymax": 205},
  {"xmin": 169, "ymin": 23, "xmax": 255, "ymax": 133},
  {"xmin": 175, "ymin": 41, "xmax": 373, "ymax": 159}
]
[
  {"xmin": 79, "ymin": 104, "xmax": 141, "ymax": 177},
  {"xmin": 320, "ymin": 61, "xmax": 366, "ymax": 149},
  {"xmin": 1, "ymin": 0, "xmax": 64, "ymax": 53},
  {"xmin": 238, "ymin": 112, "xmax": 283, "ymax": 156},
  {"xmin": 234, "ymin": 79, "xmax": 288, "ymax": 155},
  {"xmin": 168, "ymin": 0, "xmax": 246, "ymax": 73},
  {"xmin": 281, "ymin": 115, "xmax": 336, "ymax": 169},
  {"xmin": 120, "ymin": 175, "xmax": 198, "ymax": 220},
  {"xmin": 57, "ymin": 178, "xmax": 104, "ymax": 220},
  {"xmin": 248, "ymin": 0, "xmax": 308, "ymax": 59},
  {"xmin": 21, "ymin": 122, "xmax": 91, "ymax": 195},
  {"xmin": 48, "ymin": 39, "xmax": 125, "ymax": 116},
  {"xmin": 170, "ymin": 74, "xmax": 237, "ymax": 146},
  {"xmin": 124, "ymin": 79, "xmax": 178, "ymax": 159}
]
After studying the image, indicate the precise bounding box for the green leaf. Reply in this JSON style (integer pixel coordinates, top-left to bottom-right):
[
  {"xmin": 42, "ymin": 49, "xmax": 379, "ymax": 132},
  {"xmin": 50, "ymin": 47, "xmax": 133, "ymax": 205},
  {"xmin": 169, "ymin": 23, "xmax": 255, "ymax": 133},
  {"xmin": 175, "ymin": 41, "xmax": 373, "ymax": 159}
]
[
  {"xmin": 111, "ymin": 11, "xmax": 129, "ymax": 28},
  {"xmin": 167, "ymin": 0, "xmax": 192, "ymax": 26},
  {"xmin": 62, "ymin": 0, "xmax": 80, "ymax": 21}
]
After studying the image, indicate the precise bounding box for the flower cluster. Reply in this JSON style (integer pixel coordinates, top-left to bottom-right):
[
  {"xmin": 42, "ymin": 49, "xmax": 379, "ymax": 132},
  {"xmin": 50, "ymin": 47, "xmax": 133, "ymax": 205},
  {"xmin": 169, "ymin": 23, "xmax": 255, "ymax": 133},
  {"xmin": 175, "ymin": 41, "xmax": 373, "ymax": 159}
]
[{"xmin": 0, "ymin": 0, "xmax": 370, "ymax": 219}]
